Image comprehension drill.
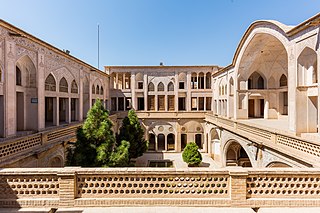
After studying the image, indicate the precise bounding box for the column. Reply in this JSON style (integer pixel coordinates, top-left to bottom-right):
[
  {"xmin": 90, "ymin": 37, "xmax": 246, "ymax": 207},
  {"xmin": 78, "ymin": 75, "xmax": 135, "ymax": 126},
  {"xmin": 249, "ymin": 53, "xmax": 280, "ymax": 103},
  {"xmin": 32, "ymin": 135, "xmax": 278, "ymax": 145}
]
[
  {"xmin": 67, "ymin": 97, "xmax": 71, "ymax": 123},
  {"xmin": 175, "ymin": 71, "xmax": 179, "ymax": 111},
  {"xmin": 115, "ymin": 73, "xmax": 119, "ymax": 89},
  {"xmin": 165, "ymin": 134, "xmax": 167, "ymax": 151},
  {"xmin": 143, "ymin": 73, "xmax": 148, "ymax": 111},
  {"xmin": 4, "ymin": 40, "xmax": 16, "ymax": 136},
  {"xmin": 55, "ymin": 97, "xmax": 59, "ymax": 126},
  {"xmin": 155, "ymin": 135, "xmax": 158, "ymax": 152},
  {"xmin": 155, "ymin": 95, "xmax": 158, "ymax": 111},
  {"xmin": 79, "ymin": 69, "xmax": 83, "ymax": 121},
  {"xmin": 131, "ymin": 73, "xmax": 136, "ymax": 110},
  {"xmin": 186, "ymin": 72, "xmax": 191, "ymax": 111},
  {"xmin": 123, "ymin": 73, "xmax": 125, "ymax": 89},
  {"xmin": 165, "ymin": 94, "xmax": 168, "ymax": 111},
  {"xmin": 37, "ymin": 53, "xmax": 45, "ymax": 130},
  {"xmin": 287, "ymin": 45, "xmax": 297, "ymax": 132}
]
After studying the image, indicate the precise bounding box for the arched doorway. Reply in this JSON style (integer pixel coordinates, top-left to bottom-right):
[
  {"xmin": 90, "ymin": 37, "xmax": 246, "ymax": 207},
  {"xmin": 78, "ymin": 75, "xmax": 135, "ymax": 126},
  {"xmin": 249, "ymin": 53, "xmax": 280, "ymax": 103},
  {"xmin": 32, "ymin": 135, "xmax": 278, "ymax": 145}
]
[
  {"xmin": 148, "ymin": 133, "xmax": 156, "ymax": 151},
  {"xmin": 225, "ymin": 141, "xmax": 252, "ymax": 167},
  {"xmin": 15, "ymin": 55, "xmax": 38, "ymax": 132},
  {"xmin": 158, "ymin": 134, "xmax": 165, "ymax": 151},
  {"xmin": 195, "ymin": 134, "xmax": 202, "ymax": 149},
  {"xmin": 296, "ymin": 47, "xmax": 318, "ymax": 134},
  {"xmin": 167, "ymin": 133, "xmax": 175, "ymax": 151}
]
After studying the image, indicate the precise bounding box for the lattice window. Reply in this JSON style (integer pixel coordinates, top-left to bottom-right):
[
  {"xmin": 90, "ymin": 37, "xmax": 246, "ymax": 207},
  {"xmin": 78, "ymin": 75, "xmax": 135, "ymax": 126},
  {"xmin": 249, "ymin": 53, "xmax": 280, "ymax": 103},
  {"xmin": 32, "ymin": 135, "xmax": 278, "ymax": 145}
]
[
  {"xmin": 45, "ymin": 74, "xmax": 56, "ymax": 91},
  {"xmin": 157, "ymin": 82, "xmax": 164, "ymax": 91},
  {"xmin": 59, "ymin": 77, "xmax": 68, "ymax": 93},
  {"xmin": 168, "ymin": 82, "xmax": 174, "ymax": 91},
  {"xmin": 148, "ymin": 82, "xmax": 154, "ymax": 91}
]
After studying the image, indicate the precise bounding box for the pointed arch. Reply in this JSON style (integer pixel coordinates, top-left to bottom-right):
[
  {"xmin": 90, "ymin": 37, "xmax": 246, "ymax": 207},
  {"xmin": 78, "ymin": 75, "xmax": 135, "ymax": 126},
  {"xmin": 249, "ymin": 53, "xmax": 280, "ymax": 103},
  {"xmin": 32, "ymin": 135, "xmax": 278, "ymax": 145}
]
[
  {"xmin": 92, "ymin": 84, "xmax": 95, "ymax": 94},
  {"xmin": 100, "ymin": 86, "xmax": 104, "ymax": 95},
  {"xmin": 16, "ymin": 66, "xmax": 21, "ymax": 85},
  {"xmin": 15, "ymin": 55, "xmax": 37, "ymax": 88},
  {"xmin": 148, "ymin": 82, "xmax": 154, "ymax": 91},
  {"xmin": 206, "ymin": 72, "xmax": 211, "ymax": 89},
  {"xmin": 248, "ymin": 71, "xmax": 265, "ymax": 89},
  {"xmin": 297, "ymin": 47, "xmax": 317, "ymax": 86},
  {"xmin": 279, "ymin": 74, "xmax": 287, "ymax": 87},
  {"xmin": 59, "ymin": 77, "xmax": 68, "ymax": 93},
  {"xmin": 157, "ymin": 82, "xmax": 164, "ymax": 91},
  {"xmin": 167, "ymin": 82, "xmax": 174, "ymax": 91},
  {"xmin": 71, "ymin": 80, "xmax": 78, "ymax": 93},
  {"xmin": 45, "ymin": 74, "xmax": 56, "ymax": 91},
  {"xmin": 229, "ymin": 77, "xmax": 234, "ymax": 95}
]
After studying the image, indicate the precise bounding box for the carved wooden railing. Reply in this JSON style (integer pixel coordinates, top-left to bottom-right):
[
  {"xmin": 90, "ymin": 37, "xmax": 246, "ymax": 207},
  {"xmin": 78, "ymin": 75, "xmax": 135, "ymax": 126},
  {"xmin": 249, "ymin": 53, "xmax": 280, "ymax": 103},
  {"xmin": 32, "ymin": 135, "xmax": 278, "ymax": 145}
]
[
  {"xmin": 1, "ymin": 167, "xmax": 320, "ymax": 208},
  {"xmin": 0, "ymin": 123, "xmax": 82, "ymax": 165},
  {"xmin": 205, "ymin": 113, "xmax": 320, "ymax": 166}
]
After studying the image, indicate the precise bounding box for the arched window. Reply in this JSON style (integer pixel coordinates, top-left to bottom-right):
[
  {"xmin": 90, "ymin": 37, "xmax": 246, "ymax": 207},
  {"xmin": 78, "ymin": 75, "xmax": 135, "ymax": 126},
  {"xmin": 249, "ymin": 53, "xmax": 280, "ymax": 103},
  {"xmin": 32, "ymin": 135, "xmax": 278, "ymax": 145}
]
[
  {"xmin": 167, "ymin": 133, "xmax": 175, "ymax": 151},
  {"xmin": 71, "ymin": 80, "xmax": 78, "ymax": 93},
  {"xmin": 148, "ymin": 82, "xmax": 154, "ymax": 91},
  {"xmin": 16, "ymin": 66, "xmax": 21, "ymax": 85},
  {"xmin": 279, "ymin": 74, "xmax": 287, "ymax": 87},
  {"xmin": 45, "ymin": 74, "xmax": 56, "ymax": 91},
  {"xmin": 248, "ymin": 72, "xmax": 265, "ymax": 89},
  {"xmin": 92, "ymin": 85, "xmax": 95, "ymax": 94},
  {"xmin": 206, "ymin": 73, "xmax": 211, "ymax": 89},
  {"xmin": 229, "ymin": 77, "xmax": 234, "ymax": 95},
  {"xmin": 96, "ymin": 85, "xmax": 100, "ymax": 95},
  {"xmin": 168, "ymin": 82, "xmax": 174, "ymax": 91},
  {"xmin": 100, "ymin": 86, "xmax": 104, "ymax": 95},
  {"xmin": 59, "ymin": 77, "xmax": 68, "ymax": 93},
  {"xmin": 157, "ymin": 82, "xmax": 164, "ymax": 91},
  {"xmin": 148, "ymin": 133, "xmax": 155, "ymax": 151}
]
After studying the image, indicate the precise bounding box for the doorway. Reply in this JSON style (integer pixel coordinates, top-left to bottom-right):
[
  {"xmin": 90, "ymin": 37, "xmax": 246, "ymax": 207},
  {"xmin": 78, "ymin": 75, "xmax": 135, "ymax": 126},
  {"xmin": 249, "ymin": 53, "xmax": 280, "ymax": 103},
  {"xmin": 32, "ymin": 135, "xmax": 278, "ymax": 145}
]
[{"xmin": 16, "ymin": 92, "xmax": 24, "ymax": 131}]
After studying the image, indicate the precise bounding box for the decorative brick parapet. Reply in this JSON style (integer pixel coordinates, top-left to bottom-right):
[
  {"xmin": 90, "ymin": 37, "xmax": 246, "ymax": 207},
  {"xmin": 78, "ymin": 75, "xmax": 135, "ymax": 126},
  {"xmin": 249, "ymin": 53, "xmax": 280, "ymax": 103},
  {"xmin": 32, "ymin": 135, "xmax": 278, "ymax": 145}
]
[{"xmin": 1, "ymin": 167, "xmax": 320, "ymax": 208}]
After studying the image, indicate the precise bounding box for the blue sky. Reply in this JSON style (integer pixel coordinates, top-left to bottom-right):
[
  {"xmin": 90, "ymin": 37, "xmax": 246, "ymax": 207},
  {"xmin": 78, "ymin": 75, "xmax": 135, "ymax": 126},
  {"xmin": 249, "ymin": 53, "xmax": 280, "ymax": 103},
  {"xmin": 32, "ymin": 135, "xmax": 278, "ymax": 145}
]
[{"xmin": 0, "ymin": 0, "xmax": 319, "ymax": 69}]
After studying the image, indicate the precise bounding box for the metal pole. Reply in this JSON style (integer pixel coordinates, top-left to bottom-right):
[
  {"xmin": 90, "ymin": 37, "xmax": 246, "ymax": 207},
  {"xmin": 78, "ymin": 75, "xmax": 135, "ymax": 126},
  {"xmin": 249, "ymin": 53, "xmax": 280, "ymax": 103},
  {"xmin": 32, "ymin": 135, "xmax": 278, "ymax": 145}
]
[{"xmin": 98, "ymin": 24, "xmax": 100, "ymax": 70}]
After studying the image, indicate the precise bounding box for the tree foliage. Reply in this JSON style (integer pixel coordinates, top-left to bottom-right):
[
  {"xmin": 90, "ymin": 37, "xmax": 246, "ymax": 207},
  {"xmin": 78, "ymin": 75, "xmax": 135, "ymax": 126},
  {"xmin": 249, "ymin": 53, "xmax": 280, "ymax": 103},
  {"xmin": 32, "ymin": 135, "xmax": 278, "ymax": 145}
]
[
  {"xmin": 117, "ymin": 109, "xmax": 148, "ymax": 160},
  {"xmin": 66, "ymin": 99, "xmax": 129, "ymax": 167},
  {"xmin": 182, "ymin": 142, "xmax": 202, "ymax": 166}
]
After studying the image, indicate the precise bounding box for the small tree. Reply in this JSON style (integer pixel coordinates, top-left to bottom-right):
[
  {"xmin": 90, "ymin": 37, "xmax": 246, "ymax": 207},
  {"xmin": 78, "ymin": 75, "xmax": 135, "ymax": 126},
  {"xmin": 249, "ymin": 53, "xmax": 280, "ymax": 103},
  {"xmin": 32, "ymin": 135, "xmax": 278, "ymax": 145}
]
[
  {"xmin": 117, "ymin": 109, "xmax": 148, "ymax": 160},
  {"xmin": 182, "ymin": 142, "xmax": 202, "ymax": 166},
  {"xmin": 67, "ymin": 99, "xmax": 129, "ymax": 167}
]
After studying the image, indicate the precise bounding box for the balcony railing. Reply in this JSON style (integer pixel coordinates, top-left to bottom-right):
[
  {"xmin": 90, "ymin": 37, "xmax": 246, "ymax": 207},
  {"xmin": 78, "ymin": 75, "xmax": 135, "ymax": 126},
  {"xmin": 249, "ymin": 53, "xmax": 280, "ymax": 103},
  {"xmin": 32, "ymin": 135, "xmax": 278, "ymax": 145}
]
[
  {"xmin": 1, "ymin": 167, "xmax": 320, "ymax": 208},
  {"xmin": 205, "ymin": 113, "xmax": 320, "ymax": 167},
  {"xmin": 0, "ymin": 123, "xmax": 82, "ymax": 166}
]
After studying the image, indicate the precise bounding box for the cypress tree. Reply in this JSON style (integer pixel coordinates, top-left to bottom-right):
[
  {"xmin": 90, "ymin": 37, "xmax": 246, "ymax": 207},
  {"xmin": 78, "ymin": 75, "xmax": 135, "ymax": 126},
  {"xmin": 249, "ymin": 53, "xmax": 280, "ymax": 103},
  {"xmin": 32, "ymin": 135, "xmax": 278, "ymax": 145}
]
[{"xmin": 117, "ymin": 109, "xmax": 148, "ymax": 160}]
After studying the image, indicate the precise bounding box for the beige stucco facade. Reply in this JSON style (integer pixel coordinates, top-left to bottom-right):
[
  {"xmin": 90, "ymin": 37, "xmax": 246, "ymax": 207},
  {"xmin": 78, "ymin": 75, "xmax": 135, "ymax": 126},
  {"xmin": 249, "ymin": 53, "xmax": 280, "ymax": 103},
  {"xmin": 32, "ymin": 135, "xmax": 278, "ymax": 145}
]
[{"xmin": 0, "ymin": 14, "xmax": 320, "ymax": 170}]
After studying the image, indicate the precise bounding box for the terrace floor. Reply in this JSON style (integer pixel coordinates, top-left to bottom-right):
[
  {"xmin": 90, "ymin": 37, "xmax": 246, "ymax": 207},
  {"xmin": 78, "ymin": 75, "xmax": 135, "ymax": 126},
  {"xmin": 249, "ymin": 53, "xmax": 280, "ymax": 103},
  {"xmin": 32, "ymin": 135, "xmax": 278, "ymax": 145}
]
[{"xmin": 135, "ymin": 152, "xmax": 220, "ymax": 169}]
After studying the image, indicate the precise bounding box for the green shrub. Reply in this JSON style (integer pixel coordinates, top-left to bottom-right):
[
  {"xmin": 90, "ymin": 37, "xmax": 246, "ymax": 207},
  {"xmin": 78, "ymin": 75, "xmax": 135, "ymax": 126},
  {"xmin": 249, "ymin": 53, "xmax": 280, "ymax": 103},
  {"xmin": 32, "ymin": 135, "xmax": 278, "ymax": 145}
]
[{"xmin": 182, "ymin": 142, "xmax": 202, "ymax": 166}]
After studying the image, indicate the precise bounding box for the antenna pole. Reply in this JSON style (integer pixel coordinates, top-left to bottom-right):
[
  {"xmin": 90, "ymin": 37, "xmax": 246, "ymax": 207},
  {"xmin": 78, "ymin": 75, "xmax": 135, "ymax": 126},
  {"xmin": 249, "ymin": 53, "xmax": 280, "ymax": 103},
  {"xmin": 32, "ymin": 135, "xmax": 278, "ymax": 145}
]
[{"xmin": 98, "ymin": 24, "xmax": 100, "ymax": 70}]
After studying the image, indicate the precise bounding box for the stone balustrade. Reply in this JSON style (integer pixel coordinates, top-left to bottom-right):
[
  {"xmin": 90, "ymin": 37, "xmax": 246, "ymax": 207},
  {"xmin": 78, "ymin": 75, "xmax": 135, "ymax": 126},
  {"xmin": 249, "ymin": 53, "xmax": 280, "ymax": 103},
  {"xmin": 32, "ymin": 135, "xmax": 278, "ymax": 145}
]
[
  {"xmin": 205, "ymin": 113, "xmax": 320, "ymax": 167},
  {"xmin": 1, "ymin": 167, "xmax": 320, "ymax": 208},
  {"xmin": 0, "ymin": 123, "xmax": 82, "ymax": 166}
]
